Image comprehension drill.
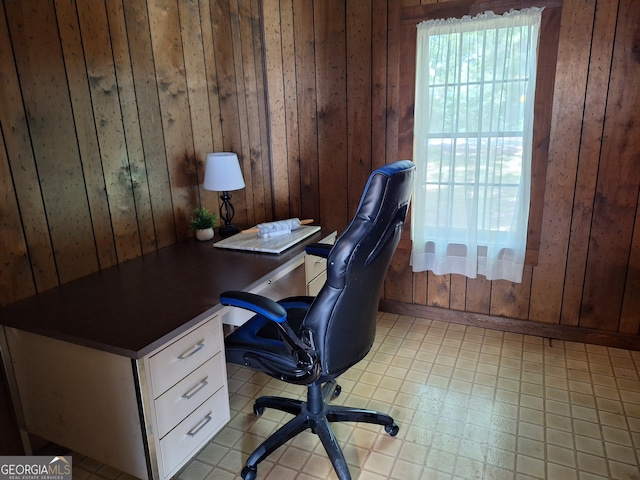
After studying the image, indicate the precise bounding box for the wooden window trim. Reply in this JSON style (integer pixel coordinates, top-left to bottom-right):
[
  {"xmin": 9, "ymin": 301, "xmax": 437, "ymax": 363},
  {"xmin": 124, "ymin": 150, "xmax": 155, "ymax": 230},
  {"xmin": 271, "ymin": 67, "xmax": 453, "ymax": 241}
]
[{"xmin": 397, "ymin": 0, "xmax": 563, "ymax": 266}]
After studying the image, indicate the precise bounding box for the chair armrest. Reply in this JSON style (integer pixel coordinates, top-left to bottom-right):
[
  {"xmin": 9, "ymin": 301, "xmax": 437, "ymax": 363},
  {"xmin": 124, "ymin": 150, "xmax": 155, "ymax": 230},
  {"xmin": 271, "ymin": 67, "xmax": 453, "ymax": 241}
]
[
  {"xmin": 305, "ymin": 242, "xmax": 332, "ymax": 258},
  {"xmin": 220, "ymin": 291, "xmax": 286, "ymax": 323},
  {"xmin": 222, "ymin": 291, "xmax": 321, "ymax": 384}
]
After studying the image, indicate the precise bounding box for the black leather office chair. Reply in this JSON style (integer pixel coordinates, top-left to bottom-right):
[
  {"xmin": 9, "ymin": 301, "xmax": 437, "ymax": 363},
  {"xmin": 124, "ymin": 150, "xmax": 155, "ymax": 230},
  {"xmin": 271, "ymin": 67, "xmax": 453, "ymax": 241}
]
[{"xmin": 221, "ymin": 160, "xmax": 415, "ymax": 480}]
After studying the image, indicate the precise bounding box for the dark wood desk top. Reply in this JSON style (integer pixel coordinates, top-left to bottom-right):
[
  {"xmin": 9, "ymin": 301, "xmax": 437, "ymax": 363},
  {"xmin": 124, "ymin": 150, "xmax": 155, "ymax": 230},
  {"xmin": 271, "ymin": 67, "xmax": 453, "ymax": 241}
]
[{"xmin": 0, "ymin": 229, "xmax": 331, "ymax": 358}]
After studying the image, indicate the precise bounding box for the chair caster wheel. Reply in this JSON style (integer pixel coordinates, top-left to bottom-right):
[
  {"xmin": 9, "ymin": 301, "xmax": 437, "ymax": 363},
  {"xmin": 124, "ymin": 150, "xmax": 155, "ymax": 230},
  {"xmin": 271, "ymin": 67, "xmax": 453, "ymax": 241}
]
[
  {"xmin": 333, "ymin": 384, "xmax": 342, "ymax": 397},
  {"xmin": 385, "ymin": 423, "xmax": 399, "ymax": 436},
  {"xmin": 253, "ymin": 405, "xmax": 265, "ymax": 416},
  {"xmin": 241, "ymin": 465, "xmax": 257, "ymax": 480}
]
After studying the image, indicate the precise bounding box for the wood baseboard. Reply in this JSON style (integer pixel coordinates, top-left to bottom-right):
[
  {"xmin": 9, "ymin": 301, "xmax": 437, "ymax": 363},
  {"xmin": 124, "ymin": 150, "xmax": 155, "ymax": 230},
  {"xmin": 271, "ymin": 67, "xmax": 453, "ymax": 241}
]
[{"xmin": 378, "ymin": 300, "xmax": 640, "ymax": 352}]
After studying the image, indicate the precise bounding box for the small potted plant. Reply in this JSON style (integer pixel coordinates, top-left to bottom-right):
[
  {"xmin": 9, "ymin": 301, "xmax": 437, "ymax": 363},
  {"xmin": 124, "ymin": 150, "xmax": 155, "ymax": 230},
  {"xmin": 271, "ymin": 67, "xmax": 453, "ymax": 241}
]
[{"xmin": 189, "ymin": 207, "xmax": 218, "ymax": 241}]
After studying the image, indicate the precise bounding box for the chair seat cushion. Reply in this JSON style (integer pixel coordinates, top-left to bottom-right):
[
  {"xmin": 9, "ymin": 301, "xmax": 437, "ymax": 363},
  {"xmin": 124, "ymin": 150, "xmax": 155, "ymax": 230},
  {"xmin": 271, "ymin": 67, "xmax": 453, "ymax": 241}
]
[{"xmin": 225, "ymin": 297, "xmax": 312, "ymax": 373}]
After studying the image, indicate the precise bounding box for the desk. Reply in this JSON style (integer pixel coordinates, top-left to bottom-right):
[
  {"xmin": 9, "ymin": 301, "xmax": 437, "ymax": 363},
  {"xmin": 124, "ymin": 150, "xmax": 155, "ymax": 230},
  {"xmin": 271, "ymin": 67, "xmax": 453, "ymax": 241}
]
[{"xmin": 0, "ymin": 229, "xmax": 334, "ymax": 480}]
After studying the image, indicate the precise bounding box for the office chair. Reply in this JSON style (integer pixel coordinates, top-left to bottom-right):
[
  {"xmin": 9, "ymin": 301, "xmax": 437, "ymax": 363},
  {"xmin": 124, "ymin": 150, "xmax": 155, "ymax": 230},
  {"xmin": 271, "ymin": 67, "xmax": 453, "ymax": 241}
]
[{"xmin": 221, "ymin": 160, "xmax": 415, "ymax": 480}]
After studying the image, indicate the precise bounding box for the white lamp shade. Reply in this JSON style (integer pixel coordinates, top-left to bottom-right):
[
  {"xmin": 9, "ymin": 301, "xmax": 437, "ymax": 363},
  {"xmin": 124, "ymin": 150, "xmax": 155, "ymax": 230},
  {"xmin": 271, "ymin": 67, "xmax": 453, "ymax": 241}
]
[{"xmin": 203, "ymin": 152, "xmax": 245, "ymax": 191}]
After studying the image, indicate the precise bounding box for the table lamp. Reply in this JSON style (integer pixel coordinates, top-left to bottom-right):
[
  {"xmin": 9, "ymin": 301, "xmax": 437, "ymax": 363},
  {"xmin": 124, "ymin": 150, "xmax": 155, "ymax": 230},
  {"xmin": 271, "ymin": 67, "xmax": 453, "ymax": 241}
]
[{"xmin": 203, "ymin": 152, "xmax": 245, "ymax": 237}]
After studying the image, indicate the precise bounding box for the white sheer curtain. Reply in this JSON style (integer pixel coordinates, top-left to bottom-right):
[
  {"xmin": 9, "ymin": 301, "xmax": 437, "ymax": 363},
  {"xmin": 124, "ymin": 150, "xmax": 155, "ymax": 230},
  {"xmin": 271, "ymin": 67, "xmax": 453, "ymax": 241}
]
[{"xmin": 410, "ymin": 8, "xmax": 543, "ymax": 283}]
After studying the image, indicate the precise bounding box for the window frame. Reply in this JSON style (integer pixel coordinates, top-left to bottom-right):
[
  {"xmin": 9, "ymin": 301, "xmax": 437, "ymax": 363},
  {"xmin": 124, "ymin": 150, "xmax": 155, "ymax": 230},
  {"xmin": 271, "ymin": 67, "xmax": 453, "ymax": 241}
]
[{"xmin": 397, "ymin": 0, "xmax": 563, "ymax": 265}]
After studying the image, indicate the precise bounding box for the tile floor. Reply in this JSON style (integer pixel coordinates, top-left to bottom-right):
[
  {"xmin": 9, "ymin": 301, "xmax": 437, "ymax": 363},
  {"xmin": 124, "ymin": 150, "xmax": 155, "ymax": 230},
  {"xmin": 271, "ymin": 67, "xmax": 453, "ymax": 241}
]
[{"xmin": 73, "ymin": 312, "xmax": 640, "ymax": 480}]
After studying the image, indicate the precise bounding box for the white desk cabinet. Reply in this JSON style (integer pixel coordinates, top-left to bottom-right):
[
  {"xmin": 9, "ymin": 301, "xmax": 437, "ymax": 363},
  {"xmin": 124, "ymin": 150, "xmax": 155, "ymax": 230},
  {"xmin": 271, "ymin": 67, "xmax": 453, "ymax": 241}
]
[
  {"xmin": 143, "ymin": 316, "xmax": 229, "ymax": 479},
  {"xmin": 305, "ymin": 232, "xmax": 336, "ymax": 296},
  {"xmin": 2, "ymin": 313, "xmax": 229, "ymax": 480},
  {"xmin": 3, "ymin": 327, "xmax": 150, "ymax": 478}
]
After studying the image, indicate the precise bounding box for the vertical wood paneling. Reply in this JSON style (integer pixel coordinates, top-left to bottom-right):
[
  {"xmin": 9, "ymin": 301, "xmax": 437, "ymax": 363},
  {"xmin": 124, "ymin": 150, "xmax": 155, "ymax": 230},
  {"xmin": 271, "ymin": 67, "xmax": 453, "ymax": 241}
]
[
  {"xmin": 526, "ymin": 4, "xmax": 562, "ymax": 262},
  {"xmin": 385, "ymin": 244, "xmax": 414, "ymax": 303},
  {"xmin": 427, "ymin": 272, "xmax": 450, "ymax": 309},
  {"xmin": 3, "ymin": 5, "xmax": 640, "ymax": 452},
  {"xmin": 263, "ymin": 0, "xmax": 289, "ymax": 219},
  {"xmin": 561, "ymin": 0, "xmax": 617, "ymax": 326},
  {"xmin": 199, "ymin": 0, "xmax": 223, "ymax": 153},
  {"xmin": 385, "ymin": 0, "xmax": 419, "ymax": 302},
  {"xmin": 240, "ymin": 0, "xmax": 270, "ymax": 225},
  {"xmin": 371, "ymin": 0, "xmax": 389, "ymax": 171},
  {"xmin": 107, "ymin": 0, "xmax": 157, "ymax": 254},
  {"xmin": 620, "ymin": 192, "xmax": 640, "ymax": 334},
  {"xmin": 315, "ymin": 0, "xmax": 348, "ymax": 233},
  {"xmin": 77, "ymin": 0, "xmax": 143, "ymax": 262},
  {"xmin": 449, "ymin": 274, "xmax": 466, "ymax": 311},
  {"xmin": 579, "ymin": 0, "xmax": 640, "ymax": 331},
  {"xmin": 0, "ymin": 0, "xmax": 268, "ymax": 306},
  {"xmin": 490, "ymin": 267, "xmax": 532, "ymax": 320},
  {"xmin": 346, "ymin": 0, "xmax": 373, "ymax": 218},
  {"xmin": 378, "ymin": 0, "xmax": 400, "ymax": 317},
  {"xmin": 55, "ymin": 0, "xmax": 119, "ymax": 268},
  {"xmin": 385, "ymin": 0, "xmax": 403, "ymax": 165},
  {"xmin": 122, "ymin": 0, "xmax": 177, "ymax": 250},
  {"xmin": 0, "ymin": 0, "xmax": 273, "ymax": 453},
  {"xmin": 210, "ymin": 0, "xmax": 248, "ymax": 228},
  {"xmin": 252, "ymin": 0, "xmax": 272, "ymax": 225},
  {"xmin": 412, "ymin": 272, "xmax": 428, "ymax": 306},
  {"xmin": 293, "ymin": 0, "xmax": 320, "ymax": 222},
  {"xmin": 199, "ymin": 0, "xmax": 226, "ymax": 217},
  {"xmin": 227, "ymin": 0, "xmax": 251, "ymax": 227},
  {"xmin": 0, "ymin": 129, "xmax": 33, "ymax": 302},
  {"xmin": 5, "ymin": 0, "xmax": 99, "ymax": 284},
  {"xmin": 148, "ymin": 0, "xmax": 198, "ymax": 240},
  {"xmin": 179, "ymin": 0, "xmax": 214, "ymax": 194},
  {"xmin": 279, "ymin": 0, "xmax": 302, "ymax": 220},
  {"xmin": 529, "ymin": 0, "xmax": 593, "ymax": 324},
  {"xmin": 1, "ymin": 0, "xmax": 639, "ymax": 340},
  {"xmin": 465, "ymin": 276, "xmax": 491, "ymax": 314},
  {"xmin": 396, "ymin": 0, "xmax": 419, "ymax": 161},
  {"xmin": 0, "ymin": 1, "xmax": 58, "ymax": 297}
]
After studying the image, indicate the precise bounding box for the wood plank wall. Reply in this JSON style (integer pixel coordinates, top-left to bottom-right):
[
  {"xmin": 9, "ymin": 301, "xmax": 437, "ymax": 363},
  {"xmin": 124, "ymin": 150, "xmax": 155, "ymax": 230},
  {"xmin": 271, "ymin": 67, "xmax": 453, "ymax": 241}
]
[
  {"xmin": 263, "ymin": 0, "xmax": 640, "ymax": 337},
  {"xmin": 1, "ymin": 1, "xmax": 639, "ymax": 331},
  {"xmin": 0, "ymin": 0, "xmax": 270, "ymax": 306},
  {"xmin": 0, "ymin": 0, "xmax": 639, "ymax": 456}
]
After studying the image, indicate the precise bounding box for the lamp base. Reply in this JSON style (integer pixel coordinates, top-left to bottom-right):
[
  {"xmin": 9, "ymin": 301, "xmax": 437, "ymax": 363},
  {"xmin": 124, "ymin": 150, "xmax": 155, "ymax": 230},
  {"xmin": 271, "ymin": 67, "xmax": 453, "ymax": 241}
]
[
  {"xmin": 218, "ymin": 192, "xmax": 240, "ymax": 238},
  {"xmin": 219, "ymin": 224, "xmax": 240, "ymax": 238}
]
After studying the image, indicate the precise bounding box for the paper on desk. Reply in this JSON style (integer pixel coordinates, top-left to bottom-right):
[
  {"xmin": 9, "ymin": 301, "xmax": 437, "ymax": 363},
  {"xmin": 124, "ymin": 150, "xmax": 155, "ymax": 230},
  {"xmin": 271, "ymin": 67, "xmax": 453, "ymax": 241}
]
[{"xmin": 213, "ymin": 225, "xmax": 321, "ymax": 254}]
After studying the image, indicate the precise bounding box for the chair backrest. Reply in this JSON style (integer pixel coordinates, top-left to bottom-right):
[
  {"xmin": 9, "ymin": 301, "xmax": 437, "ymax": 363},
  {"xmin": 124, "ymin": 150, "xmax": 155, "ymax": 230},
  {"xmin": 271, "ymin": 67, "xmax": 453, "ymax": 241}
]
[{"xmin": 302, "ymin": 160, "xmax": 415, "ymax": 376}]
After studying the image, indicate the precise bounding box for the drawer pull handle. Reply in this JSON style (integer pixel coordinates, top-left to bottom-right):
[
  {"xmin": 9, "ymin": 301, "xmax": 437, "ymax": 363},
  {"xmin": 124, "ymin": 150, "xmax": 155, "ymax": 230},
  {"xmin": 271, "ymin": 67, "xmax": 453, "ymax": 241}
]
[
  {"xmin": 182, "ymin": 378, "xmax": 209, "ymax": 400},
  {"xmin": 178, "ymin": 341, "xmax": 205, "ymax": 360},
  {"xmin": 187, "ymin": 412, "xmax": 212, "ymax": 437}
]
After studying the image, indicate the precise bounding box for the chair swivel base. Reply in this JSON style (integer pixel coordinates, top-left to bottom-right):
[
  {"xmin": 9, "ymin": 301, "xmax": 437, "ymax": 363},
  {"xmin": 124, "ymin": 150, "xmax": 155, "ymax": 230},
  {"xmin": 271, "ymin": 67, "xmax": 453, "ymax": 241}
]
[{"xmin": 240, "ymin": 380, "xmax": 399, "ymax": 480}]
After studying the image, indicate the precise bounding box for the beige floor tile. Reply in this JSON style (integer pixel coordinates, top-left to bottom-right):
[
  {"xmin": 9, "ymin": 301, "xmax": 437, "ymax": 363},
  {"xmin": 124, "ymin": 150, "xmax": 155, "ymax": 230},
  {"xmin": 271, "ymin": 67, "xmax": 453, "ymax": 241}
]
[{"xmin": 69, "ymin": 314, "xmax": 640, "ymax": 480}]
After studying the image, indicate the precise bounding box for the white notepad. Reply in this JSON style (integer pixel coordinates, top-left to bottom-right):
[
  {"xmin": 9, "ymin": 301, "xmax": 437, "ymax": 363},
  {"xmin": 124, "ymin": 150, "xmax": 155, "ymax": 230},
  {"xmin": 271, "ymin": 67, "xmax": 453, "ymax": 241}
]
[{"xmin": 213, "ymin": 225, "xmax": 321, "ymax": 254}]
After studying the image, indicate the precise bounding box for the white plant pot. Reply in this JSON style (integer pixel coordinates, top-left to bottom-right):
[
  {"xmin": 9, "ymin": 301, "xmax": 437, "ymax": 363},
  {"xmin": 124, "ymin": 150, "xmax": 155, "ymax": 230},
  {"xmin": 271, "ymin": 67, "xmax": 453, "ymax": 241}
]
[{"xmin": 195, "ymin": 228, "xmax": 214, "ymax": 241}]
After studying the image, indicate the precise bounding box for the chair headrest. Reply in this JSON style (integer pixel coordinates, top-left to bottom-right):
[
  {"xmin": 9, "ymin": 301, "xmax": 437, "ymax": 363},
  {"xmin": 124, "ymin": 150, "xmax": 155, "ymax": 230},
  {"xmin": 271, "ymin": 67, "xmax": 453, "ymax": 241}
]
[{"xmin": 326, "ymin": 160, "xmax": 415, "ymax": 289}]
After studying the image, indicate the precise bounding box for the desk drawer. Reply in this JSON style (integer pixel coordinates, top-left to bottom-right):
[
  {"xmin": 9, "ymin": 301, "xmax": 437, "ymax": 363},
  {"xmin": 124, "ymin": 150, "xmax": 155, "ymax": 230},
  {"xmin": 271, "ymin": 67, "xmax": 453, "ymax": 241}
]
[
  {"xmin": 149, "ymin": 318, "xmax": 221, "ymax": 398},
  {"xmin": 154, "ymin": 353, "xmax": 225, "ymax": 438},
  {"xmin": 305, "ymin": 255, "xmax": 327, "ymax": 283},
  {"xmin": 307, "ymin": 270, "xmax": 326, "ymax": 297},
  {"xmin": 159, "ymin": 387, "xmax": 229, "ymax": 477}
]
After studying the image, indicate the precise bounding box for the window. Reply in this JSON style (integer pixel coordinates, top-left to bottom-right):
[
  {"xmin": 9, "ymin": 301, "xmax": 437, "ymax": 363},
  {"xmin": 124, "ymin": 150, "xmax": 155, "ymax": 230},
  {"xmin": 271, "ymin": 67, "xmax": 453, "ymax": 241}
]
[
  {"xmin": 398, "ymin": 0, "xmax": 562, "ymax": 280},
  {"xmin": 410, "ymin": 8, "xmax": 544, "ymax": 283}
]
